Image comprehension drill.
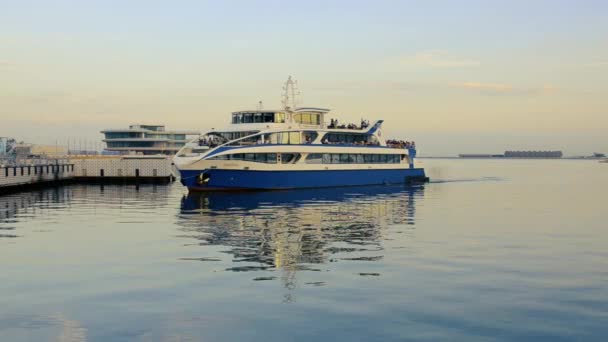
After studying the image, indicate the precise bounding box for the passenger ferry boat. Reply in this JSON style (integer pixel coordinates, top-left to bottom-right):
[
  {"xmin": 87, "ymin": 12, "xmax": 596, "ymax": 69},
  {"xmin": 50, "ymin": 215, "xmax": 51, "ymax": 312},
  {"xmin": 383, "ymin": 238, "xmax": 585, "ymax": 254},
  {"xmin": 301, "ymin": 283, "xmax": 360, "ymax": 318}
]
[{"xmin": 174, "ymin": 77, "xmax": 428, "ymax": 191}]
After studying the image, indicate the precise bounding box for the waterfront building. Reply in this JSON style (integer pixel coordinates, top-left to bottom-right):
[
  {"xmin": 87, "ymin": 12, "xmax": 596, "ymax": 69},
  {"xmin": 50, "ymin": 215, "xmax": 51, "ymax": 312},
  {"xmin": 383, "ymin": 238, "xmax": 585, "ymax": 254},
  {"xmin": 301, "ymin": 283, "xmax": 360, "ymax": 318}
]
[
  {"xmin": 0, "ymin": 137, "xmax": 7, "ymax": 157},
  {"xmin": 101, "ymin": 125, "xmax": 199, "ymax": 155},
  {"xmin": 458, "ymin": 154, "xmax": 505, "ymax": 158},
  {"xmin": 31, "ymin": 145, "xmax": 68, "ymax": 157},
  {"xmin": 504, "ymin": 151, "xmax": 563, "ymax": 158},
  {"xmin": 460, "ymin": 151, "xmax": 563, "ymax": 159}
]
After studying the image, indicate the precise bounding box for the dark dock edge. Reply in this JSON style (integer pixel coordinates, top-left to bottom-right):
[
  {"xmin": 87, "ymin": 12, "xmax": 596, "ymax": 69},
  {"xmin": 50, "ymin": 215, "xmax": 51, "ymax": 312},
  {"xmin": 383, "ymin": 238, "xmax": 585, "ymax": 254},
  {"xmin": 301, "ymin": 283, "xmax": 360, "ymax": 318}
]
[
  {"xmin": 0, "ymin": 176, "xmax": 176, "ymax": 196},
  {"xmin": 71, "ymin": 176, "xmax": 175, "ymax": 185}
]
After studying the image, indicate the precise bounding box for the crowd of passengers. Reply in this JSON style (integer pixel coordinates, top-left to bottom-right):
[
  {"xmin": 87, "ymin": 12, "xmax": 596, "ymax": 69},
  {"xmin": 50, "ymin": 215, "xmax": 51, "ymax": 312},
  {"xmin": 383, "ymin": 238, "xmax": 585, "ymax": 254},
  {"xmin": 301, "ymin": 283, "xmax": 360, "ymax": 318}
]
[
  {"xmin": 327, "ymin": 119, "xmax": 370, "ymax": 130},
  {"xmin": 198, "ymin": 135, "xmax": 224, "ymax": 147},
  {"xmin": 386, "ymin": 140, "xmax": 416, "ymax": 149},
  {"xmin": 321, "ymin": 138, "xmax": 379, "ymax": 146}
]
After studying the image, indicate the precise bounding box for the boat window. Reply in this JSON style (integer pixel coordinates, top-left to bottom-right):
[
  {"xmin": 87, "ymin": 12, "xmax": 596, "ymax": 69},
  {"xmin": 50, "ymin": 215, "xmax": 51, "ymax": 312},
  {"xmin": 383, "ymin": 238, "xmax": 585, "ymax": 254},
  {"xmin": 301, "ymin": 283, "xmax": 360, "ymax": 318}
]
[
  {"xmin": 322, "ymin": 132, "xmax": 372, "ymax": 145},
  {"xmin": 313, "ymin": 153, "xmax": 401, "ymax": 164},
  {"xmin": 210, "ymin": 153, "xmax": 277, "ymax": 164},
  {"xmin": 224, "ymin": 130, "xmax": 324, "ymax": 146},
  {"xmin": 280, "ymin": 132, "xmax": 290, "ymax": 144},
  {"xmin": 266, "ymin": 153, "xmax": 277, "ymax": 163},
  {"xmin": 232, "ymin": 112, "xmax": 288, "ymax": 124},
  {"xmin": 263, "ymin": 113, "xmax": 274, "ymax": 122},
  {"xmin": 255, "ymin": 131, "xmax": 321, "ymax": 145},
  {"xmin": 263, "ymin": 131, "xmax": 298, "ymax": 144},
  {"xmin": 275, "ymin": 113, "xmax": 286, "ymax": 123},
  {"xmin": 289, "ymin": 132, "xmax": 301, "ymax": 144},
  {"xmin": 281, "ymin": 153, "xmax": 299, "ymax": 164},
  {"xmin": 294, "ymin": 113, "xmax": 321, "ymax": 125},
  {"xmin": 302, "ymin": 131, "xmax": 318, "ymax": 143},
  {"xmin": 254, "ymin": 153, "xmax": 267, "ymax": 162},
  {"xmin": 223, "ymin": 131, "xmax": 262, "ymax": 146},
  {"xmin": 305, "ymin": 153, "xmax": 323, "ymax": 164},
  {"xmin": 243, "ymin": 113, "xmax": 253, "ymax": 123}
]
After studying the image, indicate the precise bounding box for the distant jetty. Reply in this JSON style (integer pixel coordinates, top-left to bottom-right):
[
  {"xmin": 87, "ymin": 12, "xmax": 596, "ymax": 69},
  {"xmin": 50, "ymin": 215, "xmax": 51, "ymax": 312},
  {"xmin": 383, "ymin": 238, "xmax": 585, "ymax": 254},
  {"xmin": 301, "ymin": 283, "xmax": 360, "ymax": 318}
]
[
  {"xmin": 0, "ymin": 155, "xmax": 175, "ymax": 195},
  {"xmin": 459, "ymin": 151, "xmax": 563, "ymax": 159}
]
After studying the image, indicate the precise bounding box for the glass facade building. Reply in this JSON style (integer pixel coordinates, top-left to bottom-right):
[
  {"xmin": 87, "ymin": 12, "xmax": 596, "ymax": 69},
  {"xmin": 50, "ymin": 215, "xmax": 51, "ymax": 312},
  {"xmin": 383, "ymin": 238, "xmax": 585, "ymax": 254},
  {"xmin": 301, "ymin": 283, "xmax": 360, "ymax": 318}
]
[{"xmin": 101, "ymin": 125, "xmax": 199, "ymax": 155}]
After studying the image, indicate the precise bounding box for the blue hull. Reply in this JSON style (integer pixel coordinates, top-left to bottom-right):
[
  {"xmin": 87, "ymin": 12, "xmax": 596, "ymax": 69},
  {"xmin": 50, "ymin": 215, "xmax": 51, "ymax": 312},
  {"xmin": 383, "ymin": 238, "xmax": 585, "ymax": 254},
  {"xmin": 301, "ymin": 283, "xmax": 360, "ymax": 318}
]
[{"xmin": 179, "ymin": 168, "xmax": 427, "ymax": 191}]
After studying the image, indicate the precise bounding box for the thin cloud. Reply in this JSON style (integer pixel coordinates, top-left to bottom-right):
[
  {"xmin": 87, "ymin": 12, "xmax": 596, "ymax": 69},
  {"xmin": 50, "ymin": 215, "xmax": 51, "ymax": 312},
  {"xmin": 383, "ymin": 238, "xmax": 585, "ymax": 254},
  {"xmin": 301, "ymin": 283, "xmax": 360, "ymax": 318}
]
[
  {"xmin": 452, "ymin": 82, "xmax": 558, "ymax": 96},
  {"xmin": 458, "ymin": 82, "xmax": 513, "ymax": 92},
  {"xmin": 0, "ymin": 59, "xmax": 16, "ymax": 68},
  {"xmin": 578, "ymin": 61, "xmax": 608, "ymax": 67},
  {"xmin": 400, "ymin": 51, "xmax": 480, "ymax": 68}
]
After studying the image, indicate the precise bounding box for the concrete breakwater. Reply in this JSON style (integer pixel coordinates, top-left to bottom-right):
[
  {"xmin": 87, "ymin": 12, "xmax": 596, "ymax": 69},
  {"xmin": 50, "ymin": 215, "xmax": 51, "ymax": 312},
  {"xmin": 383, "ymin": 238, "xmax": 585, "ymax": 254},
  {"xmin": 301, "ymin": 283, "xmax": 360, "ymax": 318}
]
[
  {"xmin": 0, "ymin": 155, "xmax": 175, "ymax": 194},
  {"xmin": 0, "ymin": 160, "xmax": 74, "ymax": 191}
]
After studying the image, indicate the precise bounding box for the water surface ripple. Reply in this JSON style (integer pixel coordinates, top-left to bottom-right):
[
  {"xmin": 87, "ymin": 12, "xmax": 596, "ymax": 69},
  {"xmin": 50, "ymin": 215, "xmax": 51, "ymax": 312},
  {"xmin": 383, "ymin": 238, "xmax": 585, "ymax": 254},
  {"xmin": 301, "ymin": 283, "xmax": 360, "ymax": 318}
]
[{"xmin": 1, "ymin": 159, "xmax": 607, "ymax": 341}]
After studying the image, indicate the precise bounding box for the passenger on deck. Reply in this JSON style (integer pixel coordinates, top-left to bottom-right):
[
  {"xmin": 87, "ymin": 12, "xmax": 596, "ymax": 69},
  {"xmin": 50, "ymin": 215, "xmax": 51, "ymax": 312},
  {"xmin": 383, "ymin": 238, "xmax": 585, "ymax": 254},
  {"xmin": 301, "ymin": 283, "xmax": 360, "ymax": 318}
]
[{"xmin": 361, "ymin": 119, "xmax": 369, "ymax": 129}]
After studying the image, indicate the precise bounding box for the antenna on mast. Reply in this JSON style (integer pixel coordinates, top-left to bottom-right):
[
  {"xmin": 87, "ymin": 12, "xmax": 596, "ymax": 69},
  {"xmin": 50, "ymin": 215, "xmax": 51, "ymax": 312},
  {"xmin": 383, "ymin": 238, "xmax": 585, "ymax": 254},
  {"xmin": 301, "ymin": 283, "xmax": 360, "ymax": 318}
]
[{"xmin": 281, "ymin": 76, "xmax": 300, "ymax": 111}]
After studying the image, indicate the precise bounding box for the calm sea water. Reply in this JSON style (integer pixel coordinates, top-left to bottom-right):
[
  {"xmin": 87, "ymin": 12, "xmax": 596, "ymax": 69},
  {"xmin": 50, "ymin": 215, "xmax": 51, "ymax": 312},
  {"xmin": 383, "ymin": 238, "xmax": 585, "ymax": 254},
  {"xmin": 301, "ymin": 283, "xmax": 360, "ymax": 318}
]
[{"xmin": 1, "ymin": 159, "xmax": 607, "ymax": 341}]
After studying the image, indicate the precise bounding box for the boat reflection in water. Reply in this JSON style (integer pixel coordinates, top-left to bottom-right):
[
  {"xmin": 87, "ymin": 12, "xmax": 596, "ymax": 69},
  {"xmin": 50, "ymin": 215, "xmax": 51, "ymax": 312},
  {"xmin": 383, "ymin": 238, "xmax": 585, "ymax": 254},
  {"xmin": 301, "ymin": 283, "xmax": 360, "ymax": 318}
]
[{"xmin": 179, "ymin": 185, "xmax": 424, "ymax": 301}]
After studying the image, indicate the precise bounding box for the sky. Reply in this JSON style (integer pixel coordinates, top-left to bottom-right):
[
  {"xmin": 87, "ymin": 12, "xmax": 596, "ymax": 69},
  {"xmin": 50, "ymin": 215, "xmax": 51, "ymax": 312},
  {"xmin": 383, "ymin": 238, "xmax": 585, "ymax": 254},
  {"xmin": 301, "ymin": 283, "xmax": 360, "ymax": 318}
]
[{"xmin": 1, "ymin": 0, "xmax": 607, "ymax": 156}]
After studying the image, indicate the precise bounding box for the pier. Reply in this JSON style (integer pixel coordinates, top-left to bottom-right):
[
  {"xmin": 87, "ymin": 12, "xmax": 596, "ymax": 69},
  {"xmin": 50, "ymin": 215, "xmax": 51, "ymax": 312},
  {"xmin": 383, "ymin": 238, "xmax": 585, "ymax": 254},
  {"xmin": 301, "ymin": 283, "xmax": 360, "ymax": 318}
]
[
  {"xmin": 0, "ymin": 155, "xmax": 175, "ymax": 194},
  {"xmin": 1, "ymin": 159, "xmax": 75, "ymax": 192}
]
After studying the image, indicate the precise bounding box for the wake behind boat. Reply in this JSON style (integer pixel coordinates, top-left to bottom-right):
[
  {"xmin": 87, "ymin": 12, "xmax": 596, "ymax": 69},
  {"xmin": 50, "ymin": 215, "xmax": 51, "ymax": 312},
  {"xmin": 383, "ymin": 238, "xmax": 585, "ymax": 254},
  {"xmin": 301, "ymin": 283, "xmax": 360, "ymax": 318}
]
[{"xmin": 173, "ymin": 77, "xmax": 428, "ymax": 191}]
